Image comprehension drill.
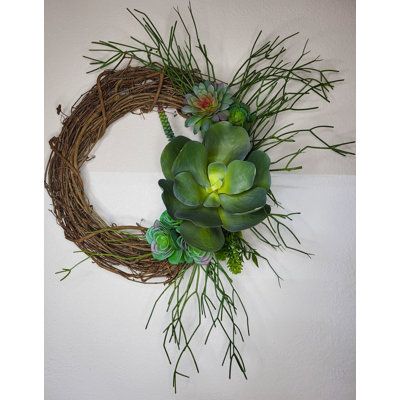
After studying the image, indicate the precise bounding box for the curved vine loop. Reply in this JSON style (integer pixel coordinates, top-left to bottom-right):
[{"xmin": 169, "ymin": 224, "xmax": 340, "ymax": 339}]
[{"xmin": 45, "ymin": 66, "xmax": 187, "ymax": 284}]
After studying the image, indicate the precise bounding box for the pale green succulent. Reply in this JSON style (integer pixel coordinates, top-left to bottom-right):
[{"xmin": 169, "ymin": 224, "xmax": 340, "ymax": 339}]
[
  {"xmin": 146, "ymin": 212, "xmax": 213, "ymax": 265},
  {"xmin": 176, "ymin": 236, "xmax": 213, "ymax": 265},
  {"xmin": 145, "ymin": 222, "xmax": 183, "ymax": 264},
  {"xmin": 159, "ymin": 210, "xmax": 181, "ymax": 229},
  {"xmin": 182, "ymin": 81, "xmax": 234, "ymax": 134},
  {"xmin": 159, "ymin": 122, "xmax": 271, "ymax": 252}
]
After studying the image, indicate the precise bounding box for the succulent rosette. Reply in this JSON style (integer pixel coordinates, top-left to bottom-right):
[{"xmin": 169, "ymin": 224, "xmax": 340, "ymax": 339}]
[
  {"xmin": 145, "ymin": 221, "xmax": 183, "ymax": 264},
  {"xmin": 159, "ymin": 121, "xmax": 271, "ymax": 252},
  {"xmin": 228, "ymin": 102, "xmax": 252, "ymax": 128},
  {"xmin": 146, "ymin": 213, "xmax": 214, "ymax": 265},
  {"xmin": 176, "ymin": 236, "xmax": 213, "ymax": 265},
  {"xmin": 182, "ymin": 81, "xmax": 234, "ymax": 134},
  {"xmin": 186, "ymin": 246, "xmax": 213, "ymax": 265}
]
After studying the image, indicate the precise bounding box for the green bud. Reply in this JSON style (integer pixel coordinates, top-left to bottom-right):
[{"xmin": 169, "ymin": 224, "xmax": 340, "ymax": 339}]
[{"xmin": 228, "ymin": 103, "xmax": 250, "ymax": 127}]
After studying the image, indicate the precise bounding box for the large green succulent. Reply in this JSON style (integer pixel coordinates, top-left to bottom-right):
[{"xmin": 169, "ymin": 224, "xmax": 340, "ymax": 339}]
[{"xmin": 159, "ymin": 122, "xmax": 271, "ymax": 252}]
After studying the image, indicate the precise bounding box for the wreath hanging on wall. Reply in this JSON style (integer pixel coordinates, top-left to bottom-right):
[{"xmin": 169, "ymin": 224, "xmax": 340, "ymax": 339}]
[{"xmin": 45, "ymin": 5, "xmax": 354, "ymax": 391}]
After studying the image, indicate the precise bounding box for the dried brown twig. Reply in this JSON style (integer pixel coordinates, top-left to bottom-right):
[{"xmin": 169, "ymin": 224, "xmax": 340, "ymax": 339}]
[{"xmin": 45, "ymin": 66, "xmax": 187, "ymax": 284}]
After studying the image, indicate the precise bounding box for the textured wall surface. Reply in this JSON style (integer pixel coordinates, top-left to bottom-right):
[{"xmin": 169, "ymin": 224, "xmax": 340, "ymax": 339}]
[{"xmin": 45, "ymin": 1, "xmax": 355, "ymax": 399}]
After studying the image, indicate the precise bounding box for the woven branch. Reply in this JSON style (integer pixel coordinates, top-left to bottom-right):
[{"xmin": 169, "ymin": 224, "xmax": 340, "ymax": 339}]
[{"xmin": 45, "ymin": 66, "xmax": 187, "ymax": 284}]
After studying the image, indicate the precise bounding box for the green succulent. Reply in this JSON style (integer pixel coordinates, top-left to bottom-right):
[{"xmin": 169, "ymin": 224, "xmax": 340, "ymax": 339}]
[
  {"xmin": 146, "ymin": 212, "xmax": 214, "ymax": 265},
  {"xmin": 145, "ymin": 222, "xmax": 183, "ymax": 264},
  {"xmin": 176, "ymin": 236, "xmax": 213, "ymax": 265},
  {"xmin": 182, "ymin": 81, "xmax": 234, "ymax": 134},
  {"xmin": 228, "ymin": 102, "xmax": 251, "ymax": 127},
  {"xmin": 159, "ymin": 210, "xmax": 181, "ymax": 229},
  {"xmin": 159, "ymin": 121, "xmax": 271, "ymax": 252}
]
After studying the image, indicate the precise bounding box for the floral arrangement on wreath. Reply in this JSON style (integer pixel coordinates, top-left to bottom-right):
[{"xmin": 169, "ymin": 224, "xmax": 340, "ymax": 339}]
[{"xmin": 51, "ymin": 4, "xmax": 354, "ymax": 392}]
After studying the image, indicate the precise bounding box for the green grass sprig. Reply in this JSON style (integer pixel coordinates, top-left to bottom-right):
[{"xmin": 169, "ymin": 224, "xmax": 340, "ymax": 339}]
[
  {"xmin": 85, "ymin": 5, "xmax": 354, "ymax": 172},
  {"xmin": 85, "ymin": 4, "xmax": 216, "ymax": 94},
  {"xmin": 228, "ymin": 33, "xmax": 354, "ymax": 171},
  {"xmin": 146, "ymin": 259, "xmax": 249, "ymax": 392},
  {"xmin": 55, "ymin": 256, "xmax": 90, "ymax": 281}
]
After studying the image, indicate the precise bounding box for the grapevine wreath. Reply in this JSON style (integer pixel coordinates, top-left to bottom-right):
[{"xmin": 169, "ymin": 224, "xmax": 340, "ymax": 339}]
[{"xmin": 45, "ymin": 5, "xmax": 354, "ymax": 391}]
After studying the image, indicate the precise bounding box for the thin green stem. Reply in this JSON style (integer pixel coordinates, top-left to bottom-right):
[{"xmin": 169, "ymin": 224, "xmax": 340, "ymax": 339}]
[{"xmin": 146, "ymin": 260, "xmax": 249, "ymax": 392}]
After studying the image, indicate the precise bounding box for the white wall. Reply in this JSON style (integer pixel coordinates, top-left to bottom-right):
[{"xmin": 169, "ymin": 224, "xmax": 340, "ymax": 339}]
[{"xmin": 45, "ymin": 1, "xmax": 355, "ymax": 399}]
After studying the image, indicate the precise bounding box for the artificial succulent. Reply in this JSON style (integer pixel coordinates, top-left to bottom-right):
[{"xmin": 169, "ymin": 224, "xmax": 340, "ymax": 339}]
[
  {"xmin": 159, "ymin": 122, "xmax": 271, "ymax": 252},
  {"xmin": 145, "ymin": 220, "xmax": 183, "ymax": 264},
  {"xmin": 176, "ymin": 237, "xmax": 213, "ymax": 265},
  {"xmin": 182, "ymin": 81, "xmax": 234, "ymax": 134},
  {"xmin": 216, "ymin": 232, "xmax": 244, "ymax": 274},
  {"xmin": 228, "ymin": 102, "xmax": 252, "ymax": 128},
  {"xmin": 146, "ymin": 211, "xmax": 213, "ymax": 265}
]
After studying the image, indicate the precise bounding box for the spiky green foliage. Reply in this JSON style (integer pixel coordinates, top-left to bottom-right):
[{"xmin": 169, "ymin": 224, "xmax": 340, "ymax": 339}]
[
  {"xmin": 217, "ymin": 232, "xmax": 244, "ymax": 274},
  {"xmin": 86, "ymin": 5, "xmax": 354, "ymax": 174},
  {"xmin": 146, "ymin": 258, "xmax": 249, "ymax": 392},
  {"xmin": 85, "ymin": 4, "xmax": 215, "ymax": 95},
  {"xmin": 228, "ymin": 33, "xmax": 355, "ymax": 171}
]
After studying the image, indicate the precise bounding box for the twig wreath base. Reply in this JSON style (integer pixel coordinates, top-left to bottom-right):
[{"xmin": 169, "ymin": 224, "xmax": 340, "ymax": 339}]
[{"xmin": 45, "ymin": 66, "xmax": 188, "ymax": 284}]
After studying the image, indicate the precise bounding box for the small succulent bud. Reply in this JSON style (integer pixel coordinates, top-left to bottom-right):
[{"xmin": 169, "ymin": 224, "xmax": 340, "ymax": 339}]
[{"xmin": 228, "ymin": 102, "xmax": 250, "ymax": 127}]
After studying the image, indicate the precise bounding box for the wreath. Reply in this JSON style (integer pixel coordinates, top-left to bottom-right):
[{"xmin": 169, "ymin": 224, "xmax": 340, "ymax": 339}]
[{"xmin": 45, "ymin": 5, "xmax": 354, "ymax": 391}]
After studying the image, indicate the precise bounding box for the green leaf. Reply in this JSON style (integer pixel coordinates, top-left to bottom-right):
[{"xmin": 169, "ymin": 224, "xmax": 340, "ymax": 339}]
[
  {"xmin": 203, "ymin": 192, "xmax": 221, "ymax": 208},
  {"xmin": 219, "ymin": 187, "xmax": 267, "ymax": 214},
  {"xmin": 246, "ymin": 150, "xmax": 271, "ymax": 190},
  {"xmin": 201, "ymin": 118, "xmax": 211, "ymax": 133},
  {"xmin": 219, "ymin": 205, "xmax": 271, "ymax": 232},
  {"xmin": 168, "ymin": 250, "xmax": 184, "ymax": 265},
  {"xmin": 159, "ymin": 179, "xmax": 196, "ymax": 219},
  {"xmin": 203, "ymin": 122, "xmax": 251, "ymax": 165},
  {"xmin": 185, "ymin": 115, "xmax": 202, "ymax": 127},
  {"xmin": 182, "ymin": 105, "xmax": 197, "ymax": 115},
  {"xmin": 173, "ymin": 171, "xmax": 207, "ymax": 207},
  {"xmin": 219, "ymin": 160, "xmax": 256, "ymax": 194},
  {"xmin": 175, "ymin": 205, "xmax": 222, "ymax": 227},
  {"xmin": 161, "ymin": 178, "xmax": 221, "ymax": 226},
  {"xmin": 180, "ymin": 221, "xmax": 225, "ymax": 252},
  {"xmin": 207, "ymin": 162, "xmax": 226, "ymax": 186},
  {"xmin": 172, "ymin": 141, "xmax": 209, "ymax": 187},
  {"xmin": 160, "ymin": 136, "xmax": 190, "ymax": 180}
]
